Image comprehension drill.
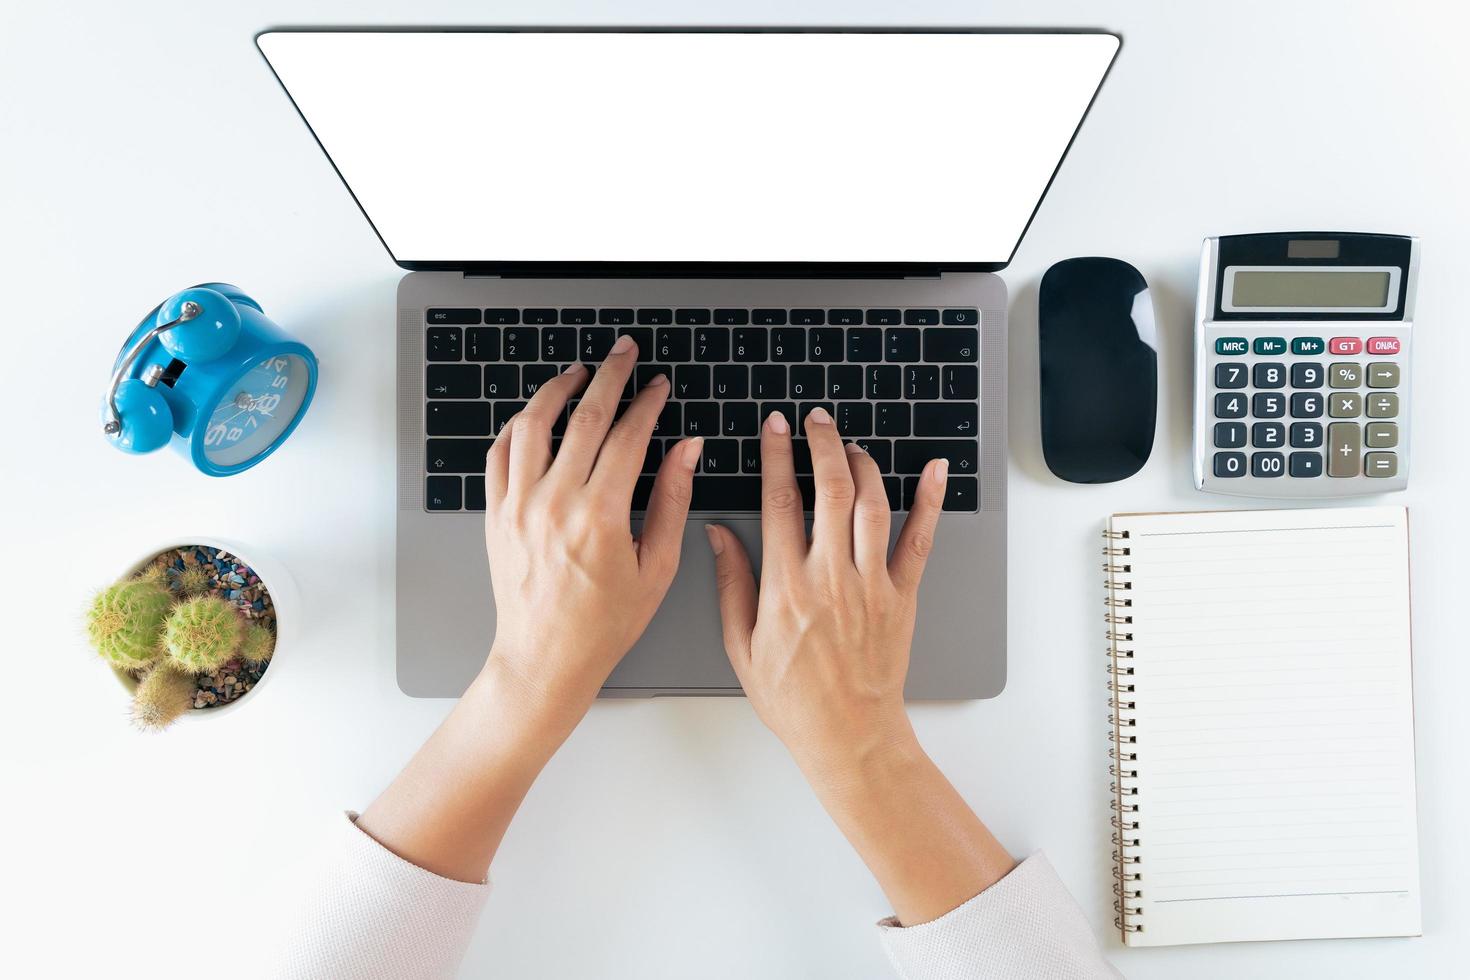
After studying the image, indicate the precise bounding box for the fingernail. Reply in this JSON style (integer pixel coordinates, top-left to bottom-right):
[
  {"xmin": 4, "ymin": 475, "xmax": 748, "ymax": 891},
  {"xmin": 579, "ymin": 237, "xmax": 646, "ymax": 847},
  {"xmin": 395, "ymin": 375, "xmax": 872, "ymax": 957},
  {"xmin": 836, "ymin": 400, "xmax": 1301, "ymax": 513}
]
[
  {"xmin": 644, "ymin": 372, "xmax": 669, "ymax": 388},
  {"xmin": 683, "ymin": 436, "xmax": 704, "ymax": 469},
  {"xmin": 844, "ymin": 442, "xmax": 863, "ymax": 455},
  {"xmin": 807, "ymin": 406, "xmax": 832, "ymax": 425},
  {"xmin": 704, "ymin": 524, "xmax": 724, "ymax": 555},
  {"xmin": 562, "ymin": 362, "xmax": 586, "ymax": 376},
  {"xmin": 612, "ymin": 334, "xmax": 636, "ymax": 354},
  {"xmin": 932, "ymin": 458, "xmax": 950, "ymax": 484},
  {"xmin": 765, "ymin": 411, "xmax": 789, "ymax": 434}
]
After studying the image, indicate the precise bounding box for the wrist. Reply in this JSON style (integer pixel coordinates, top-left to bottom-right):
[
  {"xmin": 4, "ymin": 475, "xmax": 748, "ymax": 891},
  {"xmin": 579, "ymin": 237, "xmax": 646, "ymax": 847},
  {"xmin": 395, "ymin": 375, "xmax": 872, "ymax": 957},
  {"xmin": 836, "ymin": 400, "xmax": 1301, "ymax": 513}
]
[
  {"xmin": 791, "ymin": 711, "xmax": 925, "ymax": 803},
  {"xmin": 466, "ymin": 653, "xmax": 589, "ymax": 766}
]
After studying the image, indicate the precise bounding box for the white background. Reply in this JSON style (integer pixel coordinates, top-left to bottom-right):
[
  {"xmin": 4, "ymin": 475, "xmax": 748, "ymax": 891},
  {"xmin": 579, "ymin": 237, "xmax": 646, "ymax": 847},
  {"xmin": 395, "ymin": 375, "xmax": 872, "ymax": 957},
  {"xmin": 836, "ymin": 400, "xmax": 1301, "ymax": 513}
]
[{"xmin": 2, "ymin": 2, "xmax": 1467, "ymax": 978}]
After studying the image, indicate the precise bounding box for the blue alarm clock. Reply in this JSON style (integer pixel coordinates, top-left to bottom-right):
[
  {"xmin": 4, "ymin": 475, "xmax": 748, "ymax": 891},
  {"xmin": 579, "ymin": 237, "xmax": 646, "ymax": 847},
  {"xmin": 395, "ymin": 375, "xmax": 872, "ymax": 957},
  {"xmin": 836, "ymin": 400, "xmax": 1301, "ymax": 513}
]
[{"xmin": 102, "ymin": 284, "xmax": 318, "ymax": 476}]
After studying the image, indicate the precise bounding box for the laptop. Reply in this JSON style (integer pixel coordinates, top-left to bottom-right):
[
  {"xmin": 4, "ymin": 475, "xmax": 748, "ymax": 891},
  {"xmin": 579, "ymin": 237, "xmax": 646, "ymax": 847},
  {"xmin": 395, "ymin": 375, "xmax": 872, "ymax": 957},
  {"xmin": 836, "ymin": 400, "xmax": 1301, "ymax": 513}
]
[{"xmin": 256, "ymin": 28, "xmax": 1119, "ymax": 698}]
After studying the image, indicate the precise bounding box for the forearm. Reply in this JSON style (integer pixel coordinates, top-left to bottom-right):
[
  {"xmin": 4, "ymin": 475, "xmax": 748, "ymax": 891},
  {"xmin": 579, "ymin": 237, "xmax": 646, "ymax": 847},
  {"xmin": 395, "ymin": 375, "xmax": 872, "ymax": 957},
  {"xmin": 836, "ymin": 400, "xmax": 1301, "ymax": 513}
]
[
  {"xmin": 356, "ymin": 653, "xmax": 580, "ymax": 882},
  {"xmin": 802, "ymin": 725, "xmax": 1016, "ymax": 926}
]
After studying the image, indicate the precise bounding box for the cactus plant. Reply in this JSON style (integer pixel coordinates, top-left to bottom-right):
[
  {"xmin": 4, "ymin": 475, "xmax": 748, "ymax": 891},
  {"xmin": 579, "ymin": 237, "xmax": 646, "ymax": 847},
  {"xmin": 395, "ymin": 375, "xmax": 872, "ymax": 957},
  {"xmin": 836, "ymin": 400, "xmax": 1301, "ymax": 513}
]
[
  {"xmin": 135, "ymin": 562, "xmax": 169, "ymax": 591},
  {"xmin": 86, "ymin": 580, "xmax": 173, "ymax": 670},
  {"xmin": 172, "ymin": 564, "xmax": 213, "ymax": 596},
  {"xmin": 163, "ymin": 595, "xmax": 243, "ymax": 674},
  {"xmin": 239, "ymin": 623, "xmax": 275, "ymax": 663},
  {"xmin": 131, "ymin": 661, "xmax": 198, "ymax": 731}
]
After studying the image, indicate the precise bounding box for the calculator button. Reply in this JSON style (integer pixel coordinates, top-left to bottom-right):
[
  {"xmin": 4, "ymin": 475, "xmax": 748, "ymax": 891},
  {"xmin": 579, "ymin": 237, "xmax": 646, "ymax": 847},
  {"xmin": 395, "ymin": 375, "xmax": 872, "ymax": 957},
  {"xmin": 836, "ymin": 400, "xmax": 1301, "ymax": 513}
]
[
  {"xmin": 1329, "ymin": 337, "xmax": 1363, "ymax": 355},
  {"xmin": 1290, "ymin": 363, "xmax": 1324, "ymax": 388},
  {"xmin": 1253, "ymin": 337, "xmax": 1288, "ymax": 356},
  {"xmin": 1328, "ymin": 362, "xmax": 1362, "ymax": 388},
  {"xmin": 1290, "ymin": 392, "xmax": 1323, "ymax": 418},
  {"xmin": 1329, "ymin": 392, "xmax": 1362, "ymax": 417},
  {"xmin": 1215, "ymin": 337, "xmax": 1249, "ymax": 355},
  {"xmin": 1253, "ymin": 363, "xmax": 1286, "ymax": 388},
  {"xmin": 1327, "ymin": 422, "xmax": 1361, "ymax": 477},
  {"xmin": 1214, "ymin": 422, "xmax": 1247, "ymax": 448},
  {"xmin": 1364, "ymin": 451, "xmax": 1399, "ymax": 478},
  {"xmin": 1366, "ymin": 392, "xmax": 1400, "ymax": 418},
  {"xmin": 1251, "ymin": 452, "xmax": 1286, "ymax": 477},
  {"xmin": 1365, "ymin": 421, "xmax": 1399, "ymax": 448},
  {"xmin": 1366, "ymin": 337, "xmax": 1402, "ymax": 355},
  {"xmin": 1291, "ymin": 337, "xmax": 1326, "ymax": 355},
  {"xmin": 1215, "ymin": 393, "xmax": 1247, "ymax": 419},
  {"xmin": 1214, "ymin": 362, "xmax": 1248, "ymax": 388},
  {"xmin": 1251, "ymin": 422, "xmax": 1284, "ymax": 448},
  {"xmin": 1252, "ymin": 392, "xmax": 1285, "ymax": 418},
  {"xmin": 1290, "ymin": 422, "xmax": 1323, "ymax": 448},
  {"xmin": 1367, "ymin": 362, "xmax": 1401, "ymax": 388},
  {"xmin": 1213, "ymin": 451, "xmax": 1247, "ymax": 477},
  {"xmin": 1289, "ymin": 452, "xmax": 1323, "ymax": 478}
]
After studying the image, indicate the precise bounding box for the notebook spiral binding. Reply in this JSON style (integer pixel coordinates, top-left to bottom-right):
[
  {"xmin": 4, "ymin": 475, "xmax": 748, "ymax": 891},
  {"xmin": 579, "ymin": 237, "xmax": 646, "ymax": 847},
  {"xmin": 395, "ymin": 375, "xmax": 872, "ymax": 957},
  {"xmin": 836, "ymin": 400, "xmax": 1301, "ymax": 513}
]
[{"xmin": 1103, "ymin": 527, "xmax": 1143, "ymax": 935}]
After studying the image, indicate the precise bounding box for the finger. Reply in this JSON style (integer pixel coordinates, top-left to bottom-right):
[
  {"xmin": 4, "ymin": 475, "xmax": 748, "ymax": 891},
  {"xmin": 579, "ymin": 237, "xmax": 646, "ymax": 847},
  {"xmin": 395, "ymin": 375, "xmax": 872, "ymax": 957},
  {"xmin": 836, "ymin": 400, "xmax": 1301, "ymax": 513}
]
[
  {"xmin": 805, "ymin": 407, "xmax": 855, "ymax": 559},
  {"xmin": 890, "ymin": 458, "xmax": 948, "ymax": 594},
  {"xmin": 508, "ymin": 363, "xmax": 589, "ymax": 491},
  {"xmin": 552, "ymin": 333, "xmax": 638, "ymax": 485},
  {"xmin": 637, "ymin": 436, "xmax": 702, "ymax": 578},
  {"xmin": 591, "ymin": 372, "xmax": 670, "ymax": 497},
  {"xmin": 485, "ymin": 420, "xmax": 512, "ymax": 505},
  {"xmin": 705, "ymin": 523, "xmax": 757, "ymax": 672},
  {"xmin": 759, "ymin": 410, "xmax": 807, "ymax": 564},
  {"xmin": 846, "ymin": 442, "xmax": 891, "ymax": 575}
]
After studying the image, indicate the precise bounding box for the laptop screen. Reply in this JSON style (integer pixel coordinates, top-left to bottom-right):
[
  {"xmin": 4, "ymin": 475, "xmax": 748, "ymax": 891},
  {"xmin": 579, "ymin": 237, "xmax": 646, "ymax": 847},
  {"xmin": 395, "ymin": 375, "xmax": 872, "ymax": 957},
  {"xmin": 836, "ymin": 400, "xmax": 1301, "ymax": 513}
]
[{"xmin": 257, "ymin": 30, "xmax": 1118, "ymax": 269}]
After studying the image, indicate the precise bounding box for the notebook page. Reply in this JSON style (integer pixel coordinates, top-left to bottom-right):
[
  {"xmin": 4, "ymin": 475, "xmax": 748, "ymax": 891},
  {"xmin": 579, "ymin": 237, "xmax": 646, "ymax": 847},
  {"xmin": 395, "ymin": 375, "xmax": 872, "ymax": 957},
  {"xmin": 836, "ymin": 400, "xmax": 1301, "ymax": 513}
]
[{"xmin": 1114, "ymin": 506, "xmax": 1420, "ymax": 947}]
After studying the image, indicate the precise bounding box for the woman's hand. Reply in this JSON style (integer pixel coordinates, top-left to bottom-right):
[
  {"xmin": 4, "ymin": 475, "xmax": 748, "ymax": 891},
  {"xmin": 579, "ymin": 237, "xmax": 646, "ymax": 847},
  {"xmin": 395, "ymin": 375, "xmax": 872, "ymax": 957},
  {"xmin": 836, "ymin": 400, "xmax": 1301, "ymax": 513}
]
[{"xmin": 483, "ymin": 335, "xmax": 703, "ymax": 727}]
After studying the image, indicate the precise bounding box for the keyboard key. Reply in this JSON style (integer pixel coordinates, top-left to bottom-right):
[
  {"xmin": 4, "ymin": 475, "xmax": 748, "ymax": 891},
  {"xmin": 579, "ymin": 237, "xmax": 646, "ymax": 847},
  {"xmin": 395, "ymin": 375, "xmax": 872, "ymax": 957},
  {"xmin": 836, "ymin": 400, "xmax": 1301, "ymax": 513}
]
[
  {"xmin": 942, "ymin": 476, "xmax": 979, "ymax": 511},
  {"xmin": 580, "ymin": 327, "xmax": 616, "ymax": 361},
  {"xmin": 541, "ymin": 326, "xmax": 577, "ymax": 361},
  {"xmin": 1327, "ymin": 422, "xmax": 1361, "ymax": 477},
  {"xmin": 714, "ymin": 308, "xmax": 749, "ymax": 325},
  {"xmin": 1330, "ymin": 337, "xmax": 1363, "ymax": 355},
  {"xmin": 809, "ymin": 327, "xmax": 845, "ymax": 362},
  {"xmin": 752, "ymin": 308, "xmax": 787, "ymax": 325},
  {"xmin": 599, "ymin": 308, "xmax": 634, "ymax": 325},
  {"xmin": 695, "ymin": 327, "xmax": 730, "ymax": 362},
  {"xmin": 836, "ymin": 402, "xmax": 873, "ymax": 436},
  {"xmin": 523, "ymin": 308, "xmax": 556, "ymax": 325},
  {"xmin": 465, "ymin": 327, "xmax": 500, "ymax": 361},
  {"xmin": 1365, "ymin": 421, "xmax": 1398, "ymax": 448},
  {"xmin": 790, "ymin": 438, "xmax": 813, "ymax": 474},
  {"xmin": 1291, "ymin": 392, "xmax": 1323, "ymax": 418},
  {"xmin": 1364, "ymin": 451, "xmax": 1398, "ymax": 478},
  {"xmin": 867, "ymin": 365, "xmax": 901, "ymax": 399},
  {"xmin": 1292, "ymin": 337, "xmax": 1326, "ymax": 355},
  {"xmin": 426, "ymin": 327, "xmax": 462, "ymax": 361},
  {"xmin": 865, "ymin": 309, "xmax": 901, "ymax": 326},
  {"xmin": 1214, "ymin": 337, "xmax": 1248, "ymax": 355},
  {"xmin": 762, "ymin": 402, "xmax": 797, "ymax": 431},
  {"xmin": 427, "ymin": 402, "xmax": 491, "ymax": 437},
  {"xmin": 1366, "ymin": 392, "xmax": 1399, "ymax": 418},
  {"xmin": 484, "ymin": 308, "xmax": 519, "ymax": 325},
  {"xmin": 751, "ymin": 365, "xmax": 786, "ymax": 399},
  {"xmin": 770, "ymin": 328, "xmax": 807, "ymax": 362},
  {"xmin": 923, "ymin": 328, "xmax": 979, "ymax": 362},
  {"xmin": 943, "ymin": 366, "xmax": 979, "ymax": 400},
  {"xmin": 1214, "ymin": 362, "xmax": 1248, "ymax": 388},
  {"xmin": 676, "ymin": 308, "xmax": 712, "ymax": 325},
  {"xmin": 1213, "ymin": 451, "xmax": 1246, "ymax": 477},
  {"xmin": 723, "ymin": 403, "xmax": 758, "ymax": 436},
  {"xmin": 674, "ymin": 364, "xmax": 711, "ymax": 399},
  {"xmin": 1253, "ymin": 337, "xmax": 1287, "ymax": 356},
  {"xmin": 1329, "ymin": 392, "xmax": 1362, "ymax": 418},
  {"xmin": 1329, "ymin": 362, "xmax": 1362, "ymax": 388},
  {"xmin": 885, "ymin": 328, "xmax": 921, "ymax": 362},
  {"xmin": 689, "ymin": 476, "xmax": 764, "ymax": 511},
  {"xmin": 905, "ymin": 365, "xmax": 940, "ymax": 400},
  {"xmin": 642, "ymin": 440, "xmax": 664, "ymax": 474},
  {"xmin": 1366, "ymin": 337, "xmax": 1401, "ymax": 355},
  {"xmin": 904, "ymin": 309, "xmax": 940, "ymax": 326},
  {"xmin": 1367, "ymin": 362, "xmax": 1401, "ymax": 388},
  {"xmin": 847, "ymin": 328, "xmax": 883, "ymax": 362},
  {"xmin": 636, "ymin": 308, "xmax": 673, "ymax": 325},
  {"xmin": 740, "ymin": 440, "xmax": 762, "ymax": 473},
  {"xmin": 653, "ymin": 402, "xmax": 681, "ymax": 438},
  {"xmin": 790, "ymin": 365, "xmax": 824, "ymax": 399},
  {"xmin": 915, "ymin": 403, "xmax": 978, "ymax": 437},
  {"xmin": 426, "ymin": 438, "xmax": 493, "ymax": 473},
  {"xmin": 483, "ymin": 365, "xmax": 518, "ymax": 398},
  {"xmin": 1252, "ymin": 392, "xmax": 1285, "ymax": 418},
  {"xmin": 1291, "ymin": 362, "xmax": 1324, "ymax": 388},
  {"xmin": 1251, "ymin": 451, "xmax": 1286, "ymax": 477},
  {"xmin": 701, "ymin": 439, "xmax": 740, "ymax": 474},
  {"xmin": 501, "ymin": 328, "xmax": 537, "ymax": 362},
  {"xmin": 895, "ymin": 439, "xmax": 979, "ymax": 476},
  {"xmin": 827, "ymin": 365, "xmax": 862, "ymax": 400},
  {"xmin": 1214, "ymin": 393, "xmax": 1247, "ymax": 419},
  {"xmin": 875, "ymin": 402, "xmax": 911, "ymax": 436},
  {"xmin": 732, "ymin": 328, "xmax": 767, "ymax": 362},
  {"xmin": 791, "ymin": 308, "xmax": 825, "ymax": 325},
  {"xmin": 713, "ymin": 364, "xmax": 749, "ymax": 399},
  {"xmin": 425, "ymin": 475, "xmax": 463, "ymax": 509},
  {"xmin": 1289, "ymin": 422, "xmax": 1323, "ymax": 448},
  {"xmin": 1288, "ymin": 452, "xmax": 1323, "ymax": 478},
  {"xmin": 828, "ymin": 309, "xmax": 863, "ymax": 326},
  {"xmin": 427, "ymin": 308, "xmax": 480, "ymax": 325},
  {"xmin": 560, "ymin": 308, "xmax": 596, "ymax": 324},
  {"xmin": 854, "ymin": 438, "xmax": 892, "ymax": 472},
  {"xmin": 941, "ymin": 308, "xmax": 979, "ymax": 326},
  {"xmin": 492, "ymin": 401, "xmax": 526, "ymax": 434},
  {"xmin": 521, "ymin": 364, "xmax": 559, "ymax": 398},
  {"xmin": 884, "ymin": 476, "xmax": 902, "ymax": 510},
  {"xmin": 617, "ymin": 327, "xmax": 654, "ymax": 358},
  {"xmin": 427, "ymin": 364, "xmax": 481, "ymax": 399},
  {"xmin": 637, "ymin": 364, "xmax": 673, "ymax": 389},
  {"xmin": 797, "ymin": 403, "xmax": 834, "ymax": 436},
  {"xmin": 464, "ymin": 475, "xmax": 486, "ymax": 511},
  {"xmin": 685, "ymin": 402, "xmax": 719, "ymax": 436},
  {"xmin": 1252, "ymin": 363, "xmax": 1285, "ymax": 388},
  {"xmin": 656, "ymin": 327, "xmax": 692, "ymax": 362},
  {"xmin": 1214, "ymin": 422, "xmax": 1246, "ymax": 448},
  {"xmin": 1251, "ymin": 421, "xmax": 1284, "ymax": 448}
]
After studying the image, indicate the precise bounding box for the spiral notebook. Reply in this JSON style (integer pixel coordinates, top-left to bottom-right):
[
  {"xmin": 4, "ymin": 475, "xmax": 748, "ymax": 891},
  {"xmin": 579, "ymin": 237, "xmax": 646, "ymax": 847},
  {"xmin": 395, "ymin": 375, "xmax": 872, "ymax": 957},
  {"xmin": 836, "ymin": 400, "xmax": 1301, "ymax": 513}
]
[{"xmin": 1105, "ymin": 506, "xmax": 1421, "ymax": 947}]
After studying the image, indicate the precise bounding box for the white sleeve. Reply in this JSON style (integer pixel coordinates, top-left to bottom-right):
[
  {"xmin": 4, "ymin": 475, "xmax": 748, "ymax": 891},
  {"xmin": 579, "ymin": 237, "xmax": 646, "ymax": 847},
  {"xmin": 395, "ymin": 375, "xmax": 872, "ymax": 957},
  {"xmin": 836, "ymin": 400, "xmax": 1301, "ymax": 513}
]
[
  {"xmin": 270, "ymin": 813, "xmax": 491, "ymax": 980},
  {"xmin": 876, "ymin": 853, "xmax": 1123, "ymax": 980}
]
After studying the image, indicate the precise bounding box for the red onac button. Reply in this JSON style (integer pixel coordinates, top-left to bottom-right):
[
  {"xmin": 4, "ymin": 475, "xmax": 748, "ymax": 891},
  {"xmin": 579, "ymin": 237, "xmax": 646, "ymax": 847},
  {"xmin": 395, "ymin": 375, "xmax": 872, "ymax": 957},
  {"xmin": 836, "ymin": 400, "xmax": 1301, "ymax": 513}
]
[
  {"xmin": 1329, "ymin": 337, "xmax": 1363, "ymax": 355},
  {"xmin": 1366, "ymin": 336, "xmax": 1402, "ymax": 355}
]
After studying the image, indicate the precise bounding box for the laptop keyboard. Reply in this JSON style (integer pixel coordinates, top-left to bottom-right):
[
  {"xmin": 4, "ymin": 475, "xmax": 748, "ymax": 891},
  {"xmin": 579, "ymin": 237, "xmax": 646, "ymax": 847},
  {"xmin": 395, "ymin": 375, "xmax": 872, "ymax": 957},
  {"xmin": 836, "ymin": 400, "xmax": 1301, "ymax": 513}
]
[{"xmin": 422, "ymin": 307, "xmax": 983, "ymax": 514}]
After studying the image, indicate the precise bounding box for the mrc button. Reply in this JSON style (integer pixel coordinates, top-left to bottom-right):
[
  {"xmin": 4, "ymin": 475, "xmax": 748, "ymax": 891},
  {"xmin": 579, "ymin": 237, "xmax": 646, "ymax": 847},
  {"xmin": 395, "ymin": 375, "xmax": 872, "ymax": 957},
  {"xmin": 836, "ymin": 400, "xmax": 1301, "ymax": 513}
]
[
  {"xmin": 1366, "ymin": 336, "xmax": 1402, "ymax": 355},
  {"xmin": 1215, "ymin": 337, "xmax": 1249, "ymax": 355}
]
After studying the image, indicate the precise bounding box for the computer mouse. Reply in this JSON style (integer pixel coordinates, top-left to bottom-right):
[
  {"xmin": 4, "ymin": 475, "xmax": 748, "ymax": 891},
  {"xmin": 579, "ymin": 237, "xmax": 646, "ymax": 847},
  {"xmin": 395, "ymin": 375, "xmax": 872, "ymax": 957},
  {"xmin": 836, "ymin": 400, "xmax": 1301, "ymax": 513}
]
[{"xmin": 1038, "ymin": 257, "xmax": 1157, "ymax": 483}]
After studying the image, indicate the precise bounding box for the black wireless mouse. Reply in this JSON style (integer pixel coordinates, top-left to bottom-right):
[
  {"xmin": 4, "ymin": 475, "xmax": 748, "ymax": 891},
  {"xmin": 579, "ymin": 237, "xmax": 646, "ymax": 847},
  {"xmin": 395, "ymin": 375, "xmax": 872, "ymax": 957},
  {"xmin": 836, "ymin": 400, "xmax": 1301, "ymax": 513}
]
[{"xmin": 1038, "ymin": 257, "xmax": 1157, "ymax": 483}]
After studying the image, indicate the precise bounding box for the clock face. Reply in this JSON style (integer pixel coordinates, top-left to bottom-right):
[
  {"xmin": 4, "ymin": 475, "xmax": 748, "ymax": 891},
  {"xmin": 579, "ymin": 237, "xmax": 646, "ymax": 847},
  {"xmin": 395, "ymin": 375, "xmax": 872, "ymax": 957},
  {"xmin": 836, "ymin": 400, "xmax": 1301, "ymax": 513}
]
[{"xmin": 202, "ymin": 354, "xmax": 311, "ymax": 467}]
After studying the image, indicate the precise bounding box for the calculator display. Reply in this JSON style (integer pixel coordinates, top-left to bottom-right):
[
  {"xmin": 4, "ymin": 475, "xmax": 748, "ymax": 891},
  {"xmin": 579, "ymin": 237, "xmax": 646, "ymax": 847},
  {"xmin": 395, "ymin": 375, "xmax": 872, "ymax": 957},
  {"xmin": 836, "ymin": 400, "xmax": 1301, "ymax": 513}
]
[{"xmin": 1230, "ymin": 269, "xmax": 1392, "ymax": 308}]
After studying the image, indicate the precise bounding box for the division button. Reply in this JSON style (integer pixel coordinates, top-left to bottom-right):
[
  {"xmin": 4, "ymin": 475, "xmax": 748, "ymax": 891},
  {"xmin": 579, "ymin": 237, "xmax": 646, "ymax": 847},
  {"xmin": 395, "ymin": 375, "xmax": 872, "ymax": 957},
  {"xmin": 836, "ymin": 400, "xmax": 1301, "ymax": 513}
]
[{"xmin": 1366, "ymin": 392, "xmax": 1399, "ymax": 418}]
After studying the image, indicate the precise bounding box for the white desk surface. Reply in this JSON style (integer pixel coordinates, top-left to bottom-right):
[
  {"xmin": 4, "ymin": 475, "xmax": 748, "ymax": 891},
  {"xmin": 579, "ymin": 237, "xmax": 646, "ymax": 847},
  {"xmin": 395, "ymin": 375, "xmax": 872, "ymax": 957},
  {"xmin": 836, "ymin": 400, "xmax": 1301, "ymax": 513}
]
[{"xmin": 4, "ymin": 2, "xmax": 1468, "ymax": 977}]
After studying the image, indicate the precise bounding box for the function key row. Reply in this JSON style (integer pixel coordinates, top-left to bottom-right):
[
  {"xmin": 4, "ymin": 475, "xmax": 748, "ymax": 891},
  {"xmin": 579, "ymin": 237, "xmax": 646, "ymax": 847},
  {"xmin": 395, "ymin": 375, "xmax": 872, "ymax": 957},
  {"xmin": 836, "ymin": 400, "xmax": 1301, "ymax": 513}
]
[
  {"xmin": 1214, "ymin": 335, "xmax": 1401, "ymax": 356},
  {"xmin": 428, "ymin": 307, "xmax": 980, "ymax": 327}
]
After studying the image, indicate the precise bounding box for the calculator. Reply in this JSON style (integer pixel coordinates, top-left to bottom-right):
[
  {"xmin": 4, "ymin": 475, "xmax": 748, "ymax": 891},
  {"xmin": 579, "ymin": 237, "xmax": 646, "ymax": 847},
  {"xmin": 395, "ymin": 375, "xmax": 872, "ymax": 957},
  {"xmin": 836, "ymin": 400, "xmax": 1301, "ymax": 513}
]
[{"xmin": 1194, "ymin": 232, "xmax": 1417, "ymax": 496}]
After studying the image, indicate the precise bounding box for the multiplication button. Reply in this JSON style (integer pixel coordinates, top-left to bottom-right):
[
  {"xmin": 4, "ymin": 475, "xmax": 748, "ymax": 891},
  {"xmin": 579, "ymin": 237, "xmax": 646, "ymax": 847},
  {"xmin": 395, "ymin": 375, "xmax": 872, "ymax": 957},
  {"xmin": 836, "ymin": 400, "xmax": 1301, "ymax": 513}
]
[{"xmin": 1329, "ymin": 392, "xmax": 1362, "ymax": 418}]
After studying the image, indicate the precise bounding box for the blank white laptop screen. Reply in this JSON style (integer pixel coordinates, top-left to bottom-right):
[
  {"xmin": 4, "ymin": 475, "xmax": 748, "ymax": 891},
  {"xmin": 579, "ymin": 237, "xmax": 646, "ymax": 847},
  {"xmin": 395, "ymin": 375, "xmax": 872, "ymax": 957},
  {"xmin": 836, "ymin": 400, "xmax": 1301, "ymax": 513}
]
[{"xmin": 257, "ymin": 30, "xmax": 1118, "ymax": 265}]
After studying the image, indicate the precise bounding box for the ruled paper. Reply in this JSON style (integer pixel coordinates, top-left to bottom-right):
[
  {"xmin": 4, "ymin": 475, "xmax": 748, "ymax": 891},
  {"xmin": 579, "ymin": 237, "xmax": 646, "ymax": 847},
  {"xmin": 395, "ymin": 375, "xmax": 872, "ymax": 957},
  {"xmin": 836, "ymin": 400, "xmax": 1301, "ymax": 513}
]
[{"xmin": 1113, "ymin": 506, "xmax": 1420, "ymax": 947}]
